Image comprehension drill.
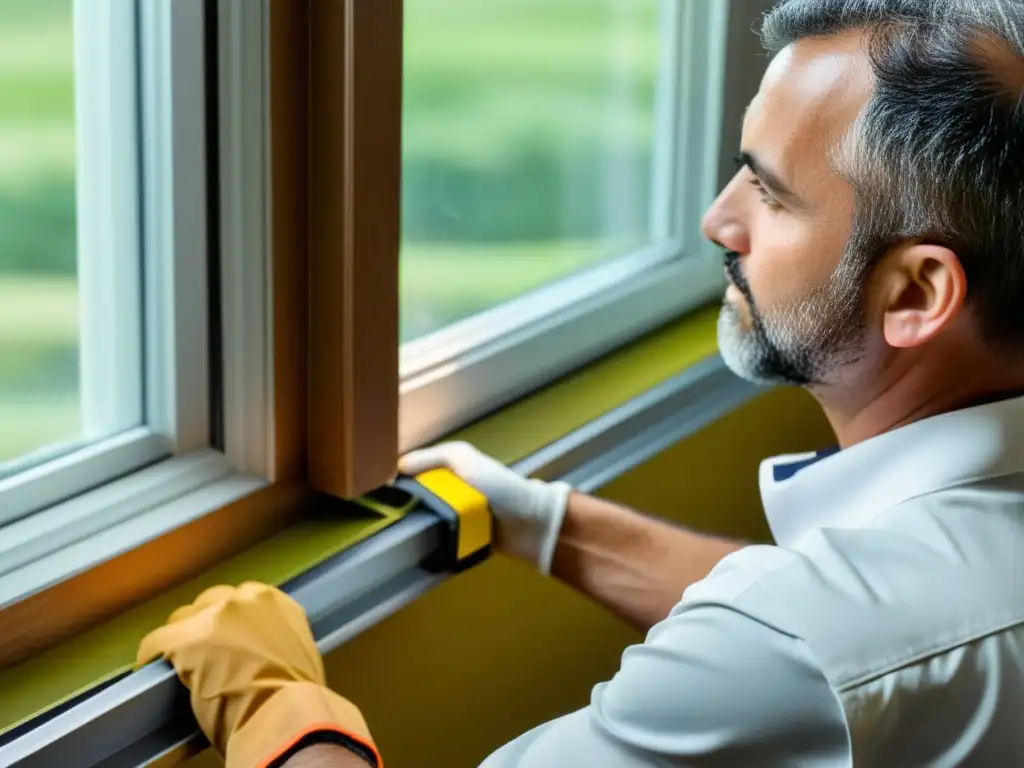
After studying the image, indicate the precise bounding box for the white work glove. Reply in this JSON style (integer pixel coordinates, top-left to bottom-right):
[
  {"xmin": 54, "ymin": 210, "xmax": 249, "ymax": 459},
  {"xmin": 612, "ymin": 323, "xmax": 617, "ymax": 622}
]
[{"xmin": 398, "ymin": 442, "xmax": 573, "ymax": 576}]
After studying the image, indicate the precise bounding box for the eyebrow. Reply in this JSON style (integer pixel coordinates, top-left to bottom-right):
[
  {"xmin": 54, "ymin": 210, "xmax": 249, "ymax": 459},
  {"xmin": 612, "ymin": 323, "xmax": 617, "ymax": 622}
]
[{"xmin": 735, "ymin": 151, "xmax": 806, "ymax": 208}]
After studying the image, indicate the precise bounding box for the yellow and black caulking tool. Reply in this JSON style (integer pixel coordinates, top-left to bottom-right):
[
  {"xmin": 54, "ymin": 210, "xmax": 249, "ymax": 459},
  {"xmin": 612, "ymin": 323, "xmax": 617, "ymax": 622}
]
[{"xmin": 361, "ymin": 469, "xmax": 492, "ymax": 572}]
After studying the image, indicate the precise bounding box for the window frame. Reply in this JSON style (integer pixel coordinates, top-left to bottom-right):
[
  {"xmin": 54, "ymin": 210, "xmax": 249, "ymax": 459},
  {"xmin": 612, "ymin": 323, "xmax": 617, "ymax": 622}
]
[
  {"xmin": 0, "ymin": 0, "xmax": 755, "ymax": 723},
  {"xmin": 138, "ymin": 0, "xmax": 212, "ymax": 457},
  {"xmin": 0, "ymin": 0, "xmax": 175, "ymax": 527},
  {"xmin": 218, "ymin": 0, "xmax": 274, "ymax": 479},
  {"xmin": 0, "ymin": 0, "xmax": 213, "ymax": 546},
  {"xmin": 397, "ymin": 0, "xmax": 730, "ymax": 451},
  {"xmin": 306, "ymin": 0, "xmax": 403, "ymax": 501},
  {"xmin": 0, "ymin": 0, "xmax": 306, "ymax": 668}
]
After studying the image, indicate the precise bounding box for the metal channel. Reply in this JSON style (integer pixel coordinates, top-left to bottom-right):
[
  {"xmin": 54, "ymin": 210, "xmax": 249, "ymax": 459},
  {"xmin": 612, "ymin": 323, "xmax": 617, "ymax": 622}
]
[
  {"xmin": 0, "ymin": 514, "xmax": 441, "ymax": 768},
  {"xmin": 0, "ymin": 356, "xmax": 760, "ymax": 768}
]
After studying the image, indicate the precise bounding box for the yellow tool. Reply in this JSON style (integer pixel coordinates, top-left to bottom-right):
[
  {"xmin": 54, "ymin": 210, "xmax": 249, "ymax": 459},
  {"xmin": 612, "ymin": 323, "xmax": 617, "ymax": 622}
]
[{"xmin": 363, "ymin": 469, "xmax": 493, "ymax": 572}]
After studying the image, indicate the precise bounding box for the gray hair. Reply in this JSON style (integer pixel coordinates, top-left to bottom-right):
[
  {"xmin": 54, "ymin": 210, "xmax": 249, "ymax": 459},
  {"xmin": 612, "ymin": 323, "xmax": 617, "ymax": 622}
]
[{"xmin": 761, "ymin": 0, "xmax": 1024, "ymax": 347}]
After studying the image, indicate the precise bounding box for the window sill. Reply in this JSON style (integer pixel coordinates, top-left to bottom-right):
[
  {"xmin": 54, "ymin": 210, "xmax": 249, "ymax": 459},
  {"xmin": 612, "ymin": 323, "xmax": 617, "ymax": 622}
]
[
  {"xmin": 454, "ymin": 302, "xmax": 726, "ymax": 463},
  {"xmin": 0, "ymin": 449, "xmax": 236, "ymax": 596},
  {"xmin": 0, "ymin": 492, "xmax": 400, "ymax": 745},
  {"xmin": 0, "ymin": 427, "xmax": 174, "ymax": 528},
  {"xmin": 0, "ymin": 304, "xmax": 764, "ymax": 766},
  {"xmin": 0, "ymin": 457, "xmax": 309, "ymax": 675}
]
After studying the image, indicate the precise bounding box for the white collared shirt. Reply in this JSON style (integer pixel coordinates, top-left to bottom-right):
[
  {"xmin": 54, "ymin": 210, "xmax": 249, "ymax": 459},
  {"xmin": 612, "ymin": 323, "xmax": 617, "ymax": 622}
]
[{"xmin": 481, "ymin": 395, "xmax": 1024, "ymax": 767}]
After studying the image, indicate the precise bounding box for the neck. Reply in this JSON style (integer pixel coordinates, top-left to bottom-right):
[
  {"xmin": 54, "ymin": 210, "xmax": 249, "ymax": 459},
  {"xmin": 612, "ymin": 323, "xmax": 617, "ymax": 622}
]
[{"xmin": 812, "ymin": 348, "xmax": 1024, "ymax": 449}]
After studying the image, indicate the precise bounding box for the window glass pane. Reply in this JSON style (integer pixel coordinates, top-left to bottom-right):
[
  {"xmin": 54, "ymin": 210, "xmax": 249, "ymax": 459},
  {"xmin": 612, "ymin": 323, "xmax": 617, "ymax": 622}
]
[
  {"xmin": 0, "ymin": 1, "xmax": 78, "ymax": 468},
  {"xmin": 400, "ymin": 0, "xmax": 661, "ymax": 342},
  {"xmin": 0, "ymin": 0, "xmax": 140, "ymax": 475}
]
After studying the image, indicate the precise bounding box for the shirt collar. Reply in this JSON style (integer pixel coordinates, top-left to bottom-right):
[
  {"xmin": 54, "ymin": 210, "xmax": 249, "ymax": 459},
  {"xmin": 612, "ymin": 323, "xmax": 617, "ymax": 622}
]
[{"xmin": 760, "ymin": 394, "xmax": 1024, "ymax": 549}]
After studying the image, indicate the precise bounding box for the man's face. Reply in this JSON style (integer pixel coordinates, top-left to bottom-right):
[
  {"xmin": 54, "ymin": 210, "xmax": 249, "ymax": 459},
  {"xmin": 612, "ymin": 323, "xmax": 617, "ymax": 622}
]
[{"xmin": 702, "ymin": 32, "xmax": 877, "ymax": 386}]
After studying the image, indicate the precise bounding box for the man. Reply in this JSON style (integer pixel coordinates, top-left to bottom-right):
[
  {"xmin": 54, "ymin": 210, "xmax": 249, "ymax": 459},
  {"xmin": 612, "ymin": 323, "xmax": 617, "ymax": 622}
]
[{"xmin": 138, "ymin": 0, "xmax": 1024, "ymax": 765}]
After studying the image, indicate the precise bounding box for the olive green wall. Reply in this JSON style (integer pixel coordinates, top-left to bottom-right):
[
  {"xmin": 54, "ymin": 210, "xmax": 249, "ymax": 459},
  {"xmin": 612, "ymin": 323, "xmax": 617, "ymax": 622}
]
[{"xmin": 185, "ymin": 385, "xmax": 834, "ymax": 768}]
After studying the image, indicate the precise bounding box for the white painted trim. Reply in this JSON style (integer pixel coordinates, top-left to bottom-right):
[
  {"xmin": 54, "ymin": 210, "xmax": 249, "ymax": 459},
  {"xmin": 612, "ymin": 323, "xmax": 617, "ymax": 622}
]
[
  {"xmin": 0, "ymin": 2, "xmax": 165, "ymax": 521},
  {"xmin": 650, "ymin": 0, "xmax": 685, "ymax": 241},
  {"xmin": 0, "ymin": 449, "xmax": 231, "ymax": 579},
  {"xmin": 672, "ymin": 0, "xmax": 731, "ymax": 265},
  {"xmin": 138, "ymin": 0, "xmax": 211, "ymax": 453},
  {"xmin": 74, "ymin": 0, "xmax": 145, "ymax": 443},
  {"xmin": 400, "ymin": 253, "xmax": 723, "ymax": 450},
  {"xmin": 0, "ymin": 0, "xmax": 267, "ymax": 611},
  {"xmin": 217, "ymin": 0, "xmax": 274, "ymax": 478},
  {"xmin": 0, "ymin": 458, "xmax": 262, "ymax": 610},
  {"xmin": 400, "ymin": 239, "xmax": 681, "ymax": 378},
  {"xmin": 0, "ymin": 428, "xmax": 172, "ymax": 528},
  {"xmin": 0, "ymin": 0, "xmax": 221, "ymax": 527},
  {"xmin": 695, "ymin": 0, "xmax": 731, "ymax": 265}
]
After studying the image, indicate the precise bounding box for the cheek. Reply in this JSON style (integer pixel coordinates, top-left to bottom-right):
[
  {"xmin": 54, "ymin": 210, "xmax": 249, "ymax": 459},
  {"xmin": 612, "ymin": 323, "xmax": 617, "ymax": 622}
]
[{"xmin": 744, "ymin": 212, "xmax": 850, "ymax": 306}]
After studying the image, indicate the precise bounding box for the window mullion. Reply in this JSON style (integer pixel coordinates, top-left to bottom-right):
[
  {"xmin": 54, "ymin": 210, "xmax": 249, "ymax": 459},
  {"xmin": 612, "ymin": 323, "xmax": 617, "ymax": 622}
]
[
  {"xmin": 307, "ymin": 0, "xmax": 402, "ymax": 499},
  {"xmin": 138, "ymin": 0, "xmax": 211, "ymax": 454},
  {"xmin": 218, "ymin": 0, "xmax": 273, "ymax": 479}
]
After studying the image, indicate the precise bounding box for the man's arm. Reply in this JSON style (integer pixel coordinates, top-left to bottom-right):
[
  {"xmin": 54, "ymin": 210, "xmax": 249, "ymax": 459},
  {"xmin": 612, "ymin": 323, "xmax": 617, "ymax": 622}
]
[
  {"xmin": 283, "ymin": 744, "xmax": 371, "ymax": 768},
  {"xmin": 398, "ymin": 442, "xmax": 748, "ymax": 632},
  {"xmin": 277, "ymin": 496, "xmax": 749, "ymax": 768},
  {"xmin": 551, "ymin": 492, "xmax": 746, "ymax": 632}
]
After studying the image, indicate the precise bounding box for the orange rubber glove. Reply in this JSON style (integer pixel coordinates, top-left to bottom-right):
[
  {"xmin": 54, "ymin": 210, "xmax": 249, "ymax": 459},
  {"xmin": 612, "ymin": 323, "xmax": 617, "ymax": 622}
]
[{"xmin": 136, "ymin": 582, "xmax": 381, "ymax": 768}]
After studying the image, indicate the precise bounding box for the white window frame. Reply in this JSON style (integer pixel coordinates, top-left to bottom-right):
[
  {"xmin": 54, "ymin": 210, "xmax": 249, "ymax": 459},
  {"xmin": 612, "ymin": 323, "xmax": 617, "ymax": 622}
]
[
  {"xmin": 0, "ymin": 0, "xmax": 275, "ymax": 600},
  {"xmin": 398, "ymin": 0, "xmax": 731, "ymax": 451},
  {"xmin": 0, "ymin": 0, "xmax": 172, "ymax": 527},
  {"xmin": 139, "ymin": 0, "xmax": 211, "ymax": 456}
]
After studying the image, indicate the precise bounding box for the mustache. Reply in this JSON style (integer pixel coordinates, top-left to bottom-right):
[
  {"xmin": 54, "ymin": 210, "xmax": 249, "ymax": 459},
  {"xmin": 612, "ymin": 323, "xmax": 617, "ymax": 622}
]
[{"xmin": 724, "ymin": 251, "xmax": 751, "ymax": 296}]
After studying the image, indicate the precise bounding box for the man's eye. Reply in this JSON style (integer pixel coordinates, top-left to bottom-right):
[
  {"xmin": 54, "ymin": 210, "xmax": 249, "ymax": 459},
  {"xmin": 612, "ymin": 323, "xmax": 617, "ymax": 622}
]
[{"xmin": 749, "ymin": 178, "xmax": 781, "ymax": 210}]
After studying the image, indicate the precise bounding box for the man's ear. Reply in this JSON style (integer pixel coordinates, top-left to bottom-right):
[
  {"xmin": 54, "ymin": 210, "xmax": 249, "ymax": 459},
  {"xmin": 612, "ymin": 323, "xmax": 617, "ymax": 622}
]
[{"xmin": 880, "ymin": 243, "xmax": 967, "ymax": 349}]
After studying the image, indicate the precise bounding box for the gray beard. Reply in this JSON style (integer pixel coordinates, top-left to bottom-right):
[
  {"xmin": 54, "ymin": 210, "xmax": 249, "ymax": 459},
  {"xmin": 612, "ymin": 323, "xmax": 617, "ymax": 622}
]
[{"xmin": 717, "ymin": 250, "xmax": 868, "ymax": 387}]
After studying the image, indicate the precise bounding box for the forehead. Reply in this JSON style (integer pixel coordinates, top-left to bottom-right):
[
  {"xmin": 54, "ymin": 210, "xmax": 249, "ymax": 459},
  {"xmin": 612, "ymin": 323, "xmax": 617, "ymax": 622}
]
[{"xmin": 744, "ymin": 31, "xmax": 875, "ymax": 185}]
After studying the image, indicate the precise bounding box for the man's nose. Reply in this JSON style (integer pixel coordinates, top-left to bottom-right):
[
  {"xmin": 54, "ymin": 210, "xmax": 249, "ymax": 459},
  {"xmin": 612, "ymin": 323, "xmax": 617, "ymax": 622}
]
[{"xmin": 701, "ymin": 195, "xmax": 749, "ymax": 256}]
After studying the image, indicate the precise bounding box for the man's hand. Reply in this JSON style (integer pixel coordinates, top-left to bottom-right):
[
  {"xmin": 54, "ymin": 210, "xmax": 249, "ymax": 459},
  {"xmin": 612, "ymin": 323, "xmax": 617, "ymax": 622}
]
[
  {"xmin": 136, "ymin": 582, "xmax": 381, "ymax": 768},
  {"xmin": 399, "ymin": 442, "xmax": 573, "ymax": 575}
]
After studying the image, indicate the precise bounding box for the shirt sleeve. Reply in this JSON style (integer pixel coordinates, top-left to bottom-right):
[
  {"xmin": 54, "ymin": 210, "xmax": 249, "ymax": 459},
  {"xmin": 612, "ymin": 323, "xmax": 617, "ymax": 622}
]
[{"xmin": 478, "ymin": 603, "xmax": 850, "ymax": 767}]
